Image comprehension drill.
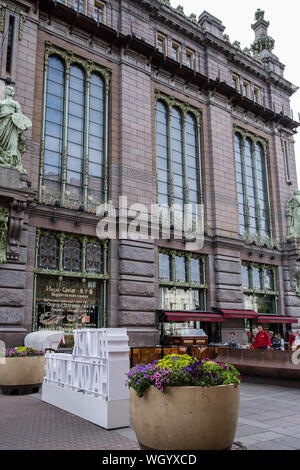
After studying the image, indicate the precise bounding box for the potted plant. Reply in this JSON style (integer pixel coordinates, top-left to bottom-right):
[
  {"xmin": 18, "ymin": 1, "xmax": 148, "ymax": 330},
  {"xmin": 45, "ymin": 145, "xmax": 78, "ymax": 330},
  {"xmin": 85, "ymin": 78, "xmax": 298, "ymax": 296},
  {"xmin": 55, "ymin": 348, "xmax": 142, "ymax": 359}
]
[
  {"xmin": 127, "ymin": 354, "xmax": 241, "ymax": 450},
  {"xmin": 0, "ymin": 347, "xmax": 45, "ymax": 395}
]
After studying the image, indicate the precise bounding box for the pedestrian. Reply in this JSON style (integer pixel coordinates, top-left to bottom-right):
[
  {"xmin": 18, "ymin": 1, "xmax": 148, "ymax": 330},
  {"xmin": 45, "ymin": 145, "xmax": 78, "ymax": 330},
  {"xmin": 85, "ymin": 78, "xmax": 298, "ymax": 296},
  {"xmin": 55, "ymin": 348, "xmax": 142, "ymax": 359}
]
[
  {"xmin": 268, "ymin": 330, "xmax": 274, "ymax": 344},
  {"xmin": 271, "ymin": 333, "xmax": 283, "ymax": 351},
  {"xmin": 292, "ymin": 330, "xmax": 300, "ymax": 351},
  {"xmin": 225, "ymin": 332, "xmax": 239, "ymax": 348},
  {"xmin": 288, "ymin": 330, "xmax": 296, "ymax": 350},
  {"xmin": 251, "ymin": 325, "xmax": 271, "ymax": 350},
  {"xmin": 246, "ymin": 330, "xmax": 253, "ymax": 345}
]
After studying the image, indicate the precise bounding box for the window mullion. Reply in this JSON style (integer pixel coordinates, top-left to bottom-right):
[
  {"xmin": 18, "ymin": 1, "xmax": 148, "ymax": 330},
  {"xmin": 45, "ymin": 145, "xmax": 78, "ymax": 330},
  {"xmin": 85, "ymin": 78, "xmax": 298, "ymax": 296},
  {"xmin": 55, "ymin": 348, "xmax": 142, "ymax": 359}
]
[
  {"xmin": 61, "ymin": 62, "xmax": 70, "ymax": 206},
  {"xmin": 83, "ymin": 71, "xmax": 90, "ymax": 208}
]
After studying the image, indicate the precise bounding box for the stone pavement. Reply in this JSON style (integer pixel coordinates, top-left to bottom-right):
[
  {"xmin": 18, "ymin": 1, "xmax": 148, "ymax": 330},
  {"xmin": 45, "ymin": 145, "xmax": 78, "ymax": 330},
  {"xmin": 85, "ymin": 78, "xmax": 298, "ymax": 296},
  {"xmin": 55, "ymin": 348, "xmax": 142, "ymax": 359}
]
[{"xmin": 0, "ymin": 381, "xmax": 300, "ymax": 450}]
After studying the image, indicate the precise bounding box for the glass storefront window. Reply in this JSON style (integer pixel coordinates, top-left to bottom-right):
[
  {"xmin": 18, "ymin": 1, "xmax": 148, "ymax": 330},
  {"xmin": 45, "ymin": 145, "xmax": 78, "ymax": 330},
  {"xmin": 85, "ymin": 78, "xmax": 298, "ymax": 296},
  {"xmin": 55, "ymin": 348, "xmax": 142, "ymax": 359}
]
[
  {"xmin": 159, "ymin": 287, "xmax": 204, "ymax": 311},
  {"xmin": 36, "ymin": 276, "xmax": 102, "ymax": 332},
  {"xmin": 244, "ymin": 294, "xmax": 276, "ymax": 314},
  {"xmin": 34, "ymin": 230, "xmax": 108, "ymax": 337}
]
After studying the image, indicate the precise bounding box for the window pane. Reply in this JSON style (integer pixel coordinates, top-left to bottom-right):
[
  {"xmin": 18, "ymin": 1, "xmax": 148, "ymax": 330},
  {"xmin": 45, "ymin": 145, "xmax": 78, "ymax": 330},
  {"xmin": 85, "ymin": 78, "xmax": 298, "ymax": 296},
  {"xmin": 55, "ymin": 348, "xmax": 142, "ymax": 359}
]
[
  {"xmin": 63, "ymin": 239, "xmax": 82, "ymax": 272},
  {"xmin": 190, "ymin": 258, "xmax": 203, "ymax": 284},
  {"xmin": 242, "ymin": 265, "xmax": 250, "ymax": 289},
  {"xmin": 159, "ymin": 287, "xmax": 202, "ymax": 310},
  {"xmin": 44, "ymin": 56, "xmax": 64, "ymax": 196},
  {"xmin": 175, "ymin": 255, "xmax": 186, "ymax": 282},
  {"xmin": 159, "ymin": 253, "xmax": 171, "ymax": 281},
  {"xmin": 38, "ymin": 235, "xmax": 59, "ymax": 270},
  {"xmin": 86, "ymin": 243, "xmax": 103, "ymax": 274}
]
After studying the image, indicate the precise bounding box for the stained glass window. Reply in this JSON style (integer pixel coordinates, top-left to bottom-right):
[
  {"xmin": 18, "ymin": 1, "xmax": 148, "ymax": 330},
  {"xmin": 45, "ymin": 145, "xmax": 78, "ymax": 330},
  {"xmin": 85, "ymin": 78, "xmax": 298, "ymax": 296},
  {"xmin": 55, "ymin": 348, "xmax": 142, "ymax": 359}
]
[
  {"xmin": 63, "ymin": 239, "xmax": 82, "ymax": 272},
  {"xmin": 38, "ymin": 235, "xmax": 59, "ymax": 270},
  {"xmin": 86, "ymin": 243, "xmax": 103, "ymax": 274}
]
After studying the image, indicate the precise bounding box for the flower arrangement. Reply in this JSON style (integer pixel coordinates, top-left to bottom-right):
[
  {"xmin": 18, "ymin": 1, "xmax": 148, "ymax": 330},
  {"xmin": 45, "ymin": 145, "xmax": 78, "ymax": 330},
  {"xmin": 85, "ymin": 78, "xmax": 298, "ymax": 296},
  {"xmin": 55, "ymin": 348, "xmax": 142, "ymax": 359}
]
[
  {"xmin": 5, "ymin": 346, "xmax": 44, "ymax": 358},
  {"xmin": 127, "ymin": 354, "xmax": 241, "ymax": 397}
]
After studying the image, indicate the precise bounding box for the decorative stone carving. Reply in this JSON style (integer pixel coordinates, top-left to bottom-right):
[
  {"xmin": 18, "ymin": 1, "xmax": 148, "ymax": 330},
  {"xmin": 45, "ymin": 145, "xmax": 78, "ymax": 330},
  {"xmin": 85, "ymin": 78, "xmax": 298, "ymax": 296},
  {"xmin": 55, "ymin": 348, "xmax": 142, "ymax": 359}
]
[
  {"xmin": 0, "ymin": 86, "xmax": 31, "ymax": 174},
  {"xmin": 0, "ymin": 206, "xmax": 9, "ymax": 265},
  {"xmin": 255, "ymin": 9, "xmax": 265, "ymax": 21},
  {"xmin": 251, "ymin": 36, "xmax": 275, "ymax": 54},
  {"xmin": 286, "ymin": 190, "xmax": 300, "ymax": 240},
  {"xmin": 6, "ymin": 200, "xmax": 26, "ymax": 262}
]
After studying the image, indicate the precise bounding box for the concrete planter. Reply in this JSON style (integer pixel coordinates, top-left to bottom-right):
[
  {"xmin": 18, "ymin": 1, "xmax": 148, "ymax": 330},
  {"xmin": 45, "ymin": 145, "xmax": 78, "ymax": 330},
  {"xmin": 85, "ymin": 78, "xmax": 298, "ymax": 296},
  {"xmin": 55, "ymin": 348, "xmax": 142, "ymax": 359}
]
[
  {"xmin": 130, "ymin": 384, "xmax": 240, "ymax": 450},
  {"xmin": 0, "ymin": 356, "xmax": 46, "ymax": 395}
]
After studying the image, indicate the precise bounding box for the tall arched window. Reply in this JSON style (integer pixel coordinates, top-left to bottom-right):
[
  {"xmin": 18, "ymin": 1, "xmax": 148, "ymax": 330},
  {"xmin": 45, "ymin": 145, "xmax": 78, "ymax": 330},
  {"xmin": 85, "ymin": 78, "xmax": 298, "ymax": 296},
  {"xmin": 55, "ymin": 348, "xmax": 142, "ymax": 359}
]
[
  {"xmin": 41, "ymin": 46, "xmax": 110, "ymax": 213},
  {"xmin": 43, "ymin": 56, "xmax": 65, "ymax": 201},
  {"xmin": 155, "ymin": 96, "xmax": 202, "ymax": 226},
  {"xmin": 234, "ymin": 129, "xmax": 271, "ymax": 239}
]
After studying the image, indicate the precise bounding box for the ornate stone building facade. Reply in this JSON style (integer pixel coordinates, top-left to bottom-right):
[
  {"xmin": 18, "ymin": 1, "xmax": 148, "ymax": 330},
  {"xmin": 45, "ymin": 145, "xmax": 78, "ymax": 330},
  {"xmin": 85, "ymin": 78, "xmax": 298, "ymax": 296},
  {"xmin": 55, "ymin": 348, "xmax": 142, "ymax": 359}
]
[{"xmin": 0, "ymin": 0, "xmax": 299, "ymax": 347}]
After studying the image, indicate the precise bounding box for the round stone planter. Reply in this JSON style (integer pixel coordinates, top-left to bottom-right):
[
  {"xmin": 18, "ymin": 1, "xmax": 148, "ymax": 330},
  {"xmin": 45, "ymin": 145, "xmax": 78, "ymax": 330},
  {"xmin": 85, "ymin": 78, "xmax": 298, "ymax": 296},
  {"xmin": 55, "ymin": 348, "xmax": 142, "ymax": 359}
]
[
  {"xmin": 130, "ymin": 384, "xmax": 240, "ymax": 450},
  {"xmin": 0, "ymin": 356, "xmax": 46, "ymax": 395}
]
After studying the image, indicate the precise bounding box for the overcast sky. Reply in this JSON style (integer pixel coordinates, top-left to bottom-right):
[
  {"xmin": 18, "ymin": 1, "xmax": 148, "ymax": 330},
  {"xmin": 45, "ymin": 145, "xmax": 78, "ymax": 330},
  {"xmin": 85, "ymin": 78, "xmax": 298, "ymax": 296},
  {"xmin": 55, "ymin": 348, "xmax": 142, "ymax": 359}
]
[{"xmin": 170, "ymin": 0, "xmax": 300, "ymax": 186}]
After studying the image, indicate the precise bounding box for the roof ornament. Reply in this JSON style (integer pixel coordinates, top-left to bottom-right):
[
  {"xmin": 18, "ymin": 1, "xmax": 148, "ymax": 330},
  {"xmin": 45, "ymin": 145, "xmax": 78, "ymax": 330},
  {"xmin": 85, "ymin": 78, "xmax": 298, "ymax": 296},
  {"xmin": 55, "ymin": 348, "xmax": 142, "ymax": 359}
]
[{"xmin": 255, "ymin": 9, "xmax": 265, "ymax": 21}]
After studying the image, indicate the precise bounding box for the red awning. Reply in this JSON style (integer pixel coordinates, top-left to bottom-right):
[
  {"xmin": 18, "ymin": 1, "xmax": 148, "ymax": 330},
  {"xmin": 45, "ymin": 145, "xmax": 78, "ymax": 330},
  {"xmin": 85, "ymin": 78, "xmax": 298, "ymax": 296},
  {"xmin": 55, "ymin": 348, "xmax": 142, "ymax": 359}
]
[
  {"xmin": 257, "ymin": 316, "xmax": 298, "ymax": 324},
  {"xmin": 164, "ymin": 312, "xmax": 225, "ymax": 322},
  {"xmin": 219, "ymin": 309, "xmax": 258, "ymax": 319}
]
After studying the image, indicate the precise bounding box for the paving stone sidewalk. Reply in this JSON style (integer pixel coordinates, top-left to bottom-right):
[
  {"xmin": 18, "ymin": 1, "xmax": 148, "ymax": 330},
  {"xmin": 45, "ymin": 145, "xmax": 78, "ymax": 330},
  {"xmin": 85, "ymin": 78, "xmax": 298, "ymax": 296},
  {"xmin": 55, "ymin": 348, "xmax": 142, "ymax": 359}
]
[{"xmin": 0, "ymin": 382, "xmax": 300, "ymax": 450}]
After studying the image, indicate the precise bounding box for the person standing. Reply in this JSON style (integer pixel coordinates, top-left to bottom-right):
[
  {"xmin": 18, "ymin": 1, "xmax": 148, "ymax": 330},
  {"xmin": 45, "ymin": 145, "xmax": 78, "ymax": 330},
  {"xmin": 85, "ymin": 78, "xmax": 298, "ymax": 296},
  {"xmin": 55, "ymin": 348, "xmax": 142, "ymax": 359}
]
[
  {"xmin": 289, "ymin": 331, "xmax": 296, "ymax": 349},
  {"xmin": 251, "ymin": 325, "xmax": 271, "ymax": 350}
]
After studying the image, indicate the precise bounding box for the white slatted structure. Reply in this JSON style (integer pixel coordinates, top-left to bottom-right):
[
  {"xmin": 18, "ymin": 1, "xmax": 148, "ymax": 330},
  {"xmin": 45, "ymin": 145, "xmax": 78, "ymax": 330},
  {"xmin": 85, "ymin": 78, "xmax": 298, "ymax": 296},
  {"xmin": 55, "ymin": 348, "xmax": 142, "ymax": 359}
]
[{"xmin": 42, "ymin": 328, "xmax": 130, "ymax": 429}]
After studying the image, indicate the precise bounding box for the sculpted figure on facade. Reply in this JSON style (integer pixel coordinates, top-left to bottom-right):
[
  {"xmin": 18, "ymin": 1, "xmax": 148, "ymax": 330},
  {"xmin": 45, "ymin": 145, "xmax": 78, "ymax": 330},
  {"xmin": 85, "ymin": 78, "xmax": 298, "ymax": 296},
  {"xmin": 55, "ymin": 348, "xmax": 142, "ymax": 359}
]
[
  {"xmin": 0, "ymin": 85, "xmax": 31, "ymax": 174},
  {"xmin": 286, "ymin": 190, "xmax": 300, "ymax": 240},
  {"xmin": 0, "ymin": 206, "xmax": 9, "ymax": 265}
]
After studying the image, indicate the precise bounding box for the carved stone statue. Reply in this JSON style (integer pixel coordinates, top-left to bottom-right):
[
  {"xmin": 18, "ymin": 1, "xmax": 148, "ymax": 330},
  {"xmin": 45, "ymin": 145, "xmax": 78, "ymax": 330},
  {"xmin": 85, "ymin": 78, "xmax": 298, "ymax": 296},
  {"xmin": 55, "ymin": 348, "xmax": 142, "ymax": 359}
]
[
  {"xmin": 286, "ymin": 189, "xmax": 300, "ymax": 239},
  {"xmin": 0, "ymin": 85, "xmax": 31, "ymax": 174},
  {"xmin": 255, "ymin": 9, "xmax": 265, "ymax": 21},
  {"xmin": 0, "ymin": 206, "xmax": 9, "ymax": 265}
]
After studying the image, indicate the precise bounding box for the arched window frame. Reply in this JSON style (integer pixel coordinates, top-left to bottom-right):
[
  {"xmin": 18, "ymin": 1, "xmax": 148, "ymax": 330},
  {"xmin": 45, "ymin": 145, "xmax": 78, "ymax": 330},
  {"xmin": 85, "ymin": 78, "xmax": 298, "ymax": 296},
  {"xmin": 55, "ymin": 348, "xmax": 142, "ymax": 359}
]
[
  {"xmin": 234, "ymin": 125, "xmax": 272, "ymax": 241},
  {"xmin": 155, "ymin": 92, "xmax": 203, "ymax": 226},
  {"xmin": 40, "ymin": 42, "xmax": 111, "ymax": 213}
]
